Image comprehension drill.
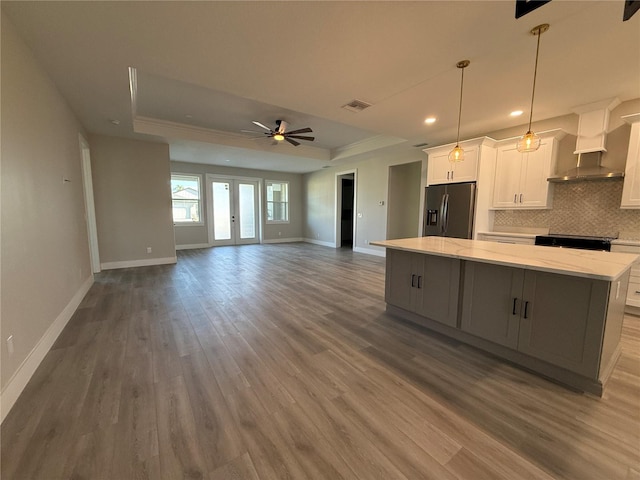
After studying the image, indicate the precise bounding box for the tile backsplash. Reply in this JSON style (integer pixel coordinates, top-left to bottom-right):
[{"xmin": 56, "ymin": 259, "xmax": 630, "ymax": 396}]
[{"xmin": 493, "ymin": 179, "xmax": 640, "ymax": 239}]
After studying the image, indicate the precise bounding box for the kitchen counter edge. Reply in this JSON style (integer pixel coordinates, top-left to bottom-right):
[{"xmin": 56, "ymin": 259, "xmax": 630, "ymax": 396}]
[{"xmin": 370, "ymin": 237, "xmax": 638, "ymax": 281}]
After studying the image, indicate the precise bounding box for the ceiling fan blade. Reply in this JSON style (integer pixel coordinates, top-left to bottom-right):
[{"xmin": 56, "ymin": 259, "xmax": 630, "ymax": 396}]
[
  {"xmin": 252, "ymin": 121, "xmax": 272, "ymax": 132},
  {"xmin": 241, "ymin": 129, "xmax": 266, "ymax": 134},
  {"xmin": 286, "ymin": 127, "xmax": 313, "ymax": 135},
  {"xmin": 285, "ymin": 138, "xmax": 300, "ymax": 147},
  {"xmin": 286, "ymin": 135, "xmax": 315, "ymax": 141}
]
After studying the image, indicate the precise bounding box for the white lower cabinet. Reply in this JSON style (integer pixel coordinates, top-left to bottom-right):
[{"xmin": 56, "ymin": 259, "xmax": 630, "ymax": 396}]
[{"xmin": 611, "ymin": 243, "xmax": 640, "ymax": 308}]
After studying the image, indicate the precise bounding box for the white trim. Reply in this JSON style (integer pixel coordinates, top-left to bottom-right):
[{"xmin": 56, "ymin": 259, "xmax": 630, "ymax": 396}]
[
  {"xmin": 100, "ymin": 256, "xmax": 177, "ymax": 270},
  {"xmin": 171, "ymin": 172, "xmax": 204, "ymax": 225},
  {"xmin": 1, "ymin": 275, "xmax": 94, "ymax": 423},
  {"xmin": 175, "ymin": 243, "xmax": 210, "ymax": 251},
  {"xmin": 303, "ymin": 238, "xmax": 336, "ymax": 248},
  {"xmin": 79, "ymin": 134, "xmax": 101, "ymax": 273},
  {"xmin": 353, "ymin": 246, "xmax": 386, "ymax": 257},
  {"xmin": 262, "ymin": 237, "xmax": 303, "ymax": 244},
  {"xmin": 265, "ymin": 180, "xmax": 290, "ymax": 224}
]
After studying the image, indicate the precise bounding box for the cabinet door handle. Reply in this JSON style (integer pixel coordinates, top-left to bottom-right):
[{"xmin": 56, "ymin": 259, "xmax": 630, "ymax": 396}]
[
  {"xmin": 523, "ymin": 301, "xmax": 529, "ymax": 319},
  {"xmin": 447, "ymin": 171, "xmax": 450, "ymax": 180},
  {"xmin": 451, "ymin": 171, "xmax": 454, "ymax": 180},
  {"xmin": 520, "ymin": 193, "xmax": 523, "ymax": 203},
  {"xmin": 514, "ymin": 194, "xmax": 517, "ymax": 203},
  {"xmin": 411, "ymin": 274, "xmax": 416, "ymax": 288},
  {"xmin": 417, "ymin": 276, "xmax": 422, "ymax": 289},
  {"xmin": 512, "ymin": 298, "xmax": 518, "ymax": 315}
]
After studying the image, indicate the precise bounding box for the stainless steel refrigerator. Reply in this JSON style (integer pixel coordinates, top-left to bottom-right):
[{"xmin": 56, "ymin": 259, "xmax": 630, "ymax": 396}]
[{"xmin": 423, "ymin": 182, "xmax": 476, "ymax": 239}]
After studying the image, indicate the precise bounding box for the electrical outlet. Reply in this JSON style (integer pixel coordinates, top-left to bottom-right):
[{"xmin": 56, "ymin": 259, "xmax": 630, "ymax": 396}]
[
  {"xmin": 146, "ymin": 247, "xmax": 152, "ymax": 254},
  {"xmin": 7, "ymin": 335, "xmax": 14, "ymax": 356},
  {"xmin": 278, "ymin": 231, "xmax": 282, "ymax": 236}
]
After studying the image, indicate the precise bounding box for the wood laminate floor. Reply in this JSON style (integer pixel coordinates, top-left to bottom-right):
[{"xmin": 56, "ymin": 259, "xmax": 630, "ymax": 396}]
[{"xmin": 2, "ymin": 243, "xmax": 639, "ymax": 480}]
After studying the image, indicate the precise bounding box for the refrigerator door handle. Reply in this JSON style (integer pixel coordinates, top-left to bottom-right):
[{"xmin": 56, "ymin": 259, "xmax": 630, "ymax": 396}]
[{"xmin": 440, "ymin": 193, "xmax": 449, "ymax": 235}]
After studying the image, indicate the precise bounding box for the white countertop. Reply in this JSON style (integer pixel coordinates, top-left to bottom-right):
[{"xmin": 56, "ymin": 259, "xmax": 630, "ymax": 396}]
[{"xmin": 370, "ymin": 237, "xmax": 639, "ymax": 281}]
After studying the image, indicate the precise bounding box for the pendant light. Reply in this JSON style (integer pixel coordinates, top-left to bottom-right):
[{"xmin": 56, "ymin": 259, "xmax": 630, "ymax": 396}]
[
  {"xmin": 448, "ymin": 60, "xmax": 470, "ymax": 163},
  {"xmin": 517, "ymin": 23, "xmax": 549, "ymax": 153}
]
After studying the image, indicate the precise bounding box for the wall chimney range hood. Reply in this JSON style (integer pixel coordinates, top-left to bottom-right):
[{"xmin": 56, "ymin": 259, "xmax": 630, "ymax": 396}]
[{"xmin": 547, "ymin": 98, "xmax": 625, "ymax": 183}]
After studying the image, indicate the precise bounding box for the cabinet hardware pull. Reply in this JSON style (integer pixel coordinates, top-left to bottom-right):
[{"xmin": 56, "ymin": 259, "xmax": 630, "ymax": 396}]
[
  {"xmin": 524, "ymin": 301, "xmax": 529, "ymax": 319},
  {"xmin": 411, "ymin": 274, "xmax": 416, "ymax": 288},
  {"xmin": 447, "ymin": 171, "xmax": 450, "ymax": 180},
  {"xmin": 417, "ymin": 276, "xmax": 422, "ymax": 289},
  {"xmin": 514, "ymin": 194, "xmax": 517, "ymax": 203},
  {"xmin": 512, "ymin": 298, "xmax": 518, "ymax": 315},
  {"xmin": 520, "ymin": 193, "xmax": 523, "ymax": 203},
  {"xmin": 451, "ymin": 171, "xmax": 454, "ymax": 179}
]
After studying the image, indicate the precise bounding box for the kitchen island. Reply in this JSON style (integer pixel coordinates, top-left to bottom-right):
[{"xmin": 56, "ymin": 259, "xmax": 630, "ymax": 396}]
[{"xmin": 371, "ymin": 237, "xmax": 639, "ymax": 395}]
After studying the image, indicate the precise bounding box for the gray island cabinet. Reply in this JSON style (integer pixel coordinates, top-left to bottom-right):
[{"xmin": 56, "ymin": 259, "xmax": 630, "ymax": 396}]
[{"xmin": 372, "ymin": 237, "xmax": 637, "ymax": 395}]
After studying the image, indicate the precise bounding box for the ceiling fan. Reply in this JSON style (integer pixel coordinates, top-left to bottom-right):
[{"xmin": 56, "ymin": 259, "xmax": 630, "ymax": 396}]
[{"xmin": 242, "ymin": 120, "xmax": 314, "ymax": 146}]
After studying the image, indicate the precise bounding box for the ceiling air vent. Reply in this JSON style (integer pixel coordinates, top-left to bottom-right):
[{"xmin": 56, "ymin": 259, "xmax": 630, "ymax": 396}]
[
  {"xmin": 413, "ymin": 142, "xmax": 429, "ymax": 148},
  {"xmin": 342, "ymin": 99, "xmax": 372, "ymax": 113}
]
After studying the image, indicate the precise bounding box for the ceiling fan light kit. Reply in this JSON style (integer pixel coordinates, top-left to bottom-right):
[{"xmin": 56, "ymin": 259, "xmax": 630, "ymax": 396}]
[
  {"xmin": 448, "ymin": 59, "xmax": 470, "ymax": 163},
  {"xmin": 517, "ymin": 23, "xmax": 549, "ymax": 153}
]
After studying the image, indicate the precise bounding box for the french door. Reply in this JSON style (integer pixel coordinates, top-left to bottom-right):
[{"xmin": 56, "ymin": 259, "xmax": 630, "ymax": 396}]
[{"xmin": 208, "ymin": 176, "xmax": 260, "ymax": 246}]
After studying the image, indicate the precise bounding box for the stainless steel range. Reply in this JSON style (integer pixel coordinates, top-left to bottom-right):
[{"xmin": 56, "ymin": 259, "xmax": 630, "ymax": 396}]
[{"xmin": 534, "ymin": 234, "xmax": 617, "ymax": 252}]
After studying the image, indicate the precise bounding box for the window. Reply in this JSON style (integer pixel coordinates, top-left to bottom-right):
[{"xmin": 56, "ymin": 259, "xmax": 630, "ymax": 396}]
[
  {"xmin": 171, "ymin": 174, "xmax": 202, "ymax": 224},
  {"xmin": 266, "ymin": 180, "xmax": 289, "ymax": 223}
]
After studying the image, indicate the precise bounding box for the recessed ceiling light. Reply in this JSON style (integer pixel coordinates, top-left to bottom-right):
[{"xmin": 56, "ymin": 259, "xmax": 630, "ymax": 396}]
[
  {"xmin": 109, "ymin": 119, "xmax": 120, "ymax": 125},
  {"xmin": 424, "ymin": 117, "xmax": 436, "ymax": 124},
  {"xmin": 225, "ymin": 159, "xmax": 231, "ymax": 162},
  {"xmin": 510, "ymin": 110, "xmax": 524, "ymax": 117},
  {"xmin": 185, "ymin": 114, "xmax": 193, "ymax": 119}
]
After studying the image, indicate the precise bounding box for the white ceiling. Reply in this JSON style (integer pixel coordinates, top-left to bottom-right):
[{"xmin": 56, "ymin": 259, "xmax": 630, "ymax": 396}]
[{"xmin": 3, "ymin": 1, "xmax": 639, "ymax": 173}]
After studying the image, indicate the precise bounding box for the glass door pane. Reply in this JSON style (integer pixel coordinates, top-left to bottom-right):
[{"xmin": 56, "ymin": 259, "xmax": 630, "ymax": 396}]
[
  {"xmin": 238, "ymin": 183, "xmax": 256, "ymax": 239},
  {"xmin": 212, "ymin": 181, "xmax": 233, "ymax": 244}
]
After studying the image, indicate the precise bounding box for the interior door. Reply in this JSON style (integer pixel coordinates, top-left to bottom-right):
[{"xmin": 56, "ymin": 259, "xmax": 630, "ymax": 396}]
[{"xmin": 209, "ymin": 177, "xmax": 260, "ymax": 246}]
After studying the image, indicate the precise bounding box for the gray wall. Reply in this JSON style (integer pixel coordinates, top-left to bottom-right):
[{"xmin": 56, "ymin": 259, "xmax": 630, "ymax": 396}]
[
  {"xmin": 387, "ymin": 161, "xmax": 422, "ymax": 239},
  {"xmin": 90, "ymin": 134, "xmax": 176, "ymax": 266},
  {"xmin": 303, "ymin": 149, "xmax": 427, "ymax": 254},
  {"xmin": 1, "ymin": 13, "xmax": 91, "ymax": 392},
  {"xmin": 169, "ymin": 161, "xmax": 303, "ymax": 246}
]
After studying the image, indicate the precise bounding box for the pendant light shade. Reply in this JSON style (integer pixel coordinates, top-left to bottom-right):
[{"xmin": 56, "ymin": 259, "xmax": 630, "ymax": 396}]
[
  {"xmin": 517, "ymin": 24, "xmax": 549, "ymax": 153},
  {"xmin": 448, "ymin": 60, "xmax": 470, "ymax": 163}
]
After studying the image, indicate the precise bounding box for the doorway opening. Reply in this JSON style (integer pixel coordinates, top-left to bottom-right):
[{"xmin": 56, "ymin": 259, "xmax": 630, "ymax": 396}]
[
  {"xmin": 335, "ymin": 170, "xmax": 356, "ymax": 249},
  {"xmin": 207, "ymin": 175, "xmax": 261, "ymax": 246},
  {"xmin": 386, "ymin": 161, "xmax": 422, "ymax": 240}
]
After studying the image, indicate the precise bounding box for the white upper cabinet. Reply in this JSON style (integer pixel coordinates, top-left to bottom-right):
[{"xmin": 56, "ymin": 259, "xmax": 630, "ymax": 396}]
[
  {"xmin": 492, "ymin": 130, "xmax": 565, "ymax": 209},
  {"xmin": 424, "ymin": 137, "xmax": 489, "ymax": 186},
  {"xmin": 621, "ymin": 114, "xmax": 640, "ymax": 209}
]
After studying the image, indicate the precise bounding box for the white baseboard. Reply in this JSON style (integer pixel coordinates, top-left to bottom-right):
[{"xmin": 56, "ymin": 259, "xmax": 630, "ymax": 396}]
[
  {"xmin": 303, "ymin": 238, "xmax": 336, "ymax": 248},
  {"xmin": 1, "ymin": 275, "xmax": 94, "ymax": 423},
  {"xmin": 175, "ymin": 243, "xmax": 210, "ymax": 251},
  {"xmin": 100, "ymin": 256, "xmax": 177, "ymax": 270},
  {"xmin": 262, "ymin": 237, "xmax": 303, "ymax": 244},
  {"xmin": 353, "ymin": 246, "xmax": 386, "ymax": 257}
]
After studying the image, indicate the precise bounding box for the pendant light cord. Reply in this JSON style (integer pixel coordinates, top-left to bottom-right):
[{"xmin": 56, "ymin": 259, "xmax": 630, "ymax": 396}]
[
  {"xmin": 527, "ymin": 26, "xmax": 543, "ymax": 132},
  {"xmin": 456, "ymin": 65, "xmax": 465, "ymax": 145}
]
